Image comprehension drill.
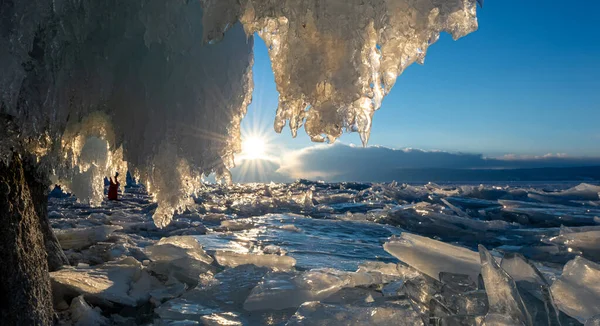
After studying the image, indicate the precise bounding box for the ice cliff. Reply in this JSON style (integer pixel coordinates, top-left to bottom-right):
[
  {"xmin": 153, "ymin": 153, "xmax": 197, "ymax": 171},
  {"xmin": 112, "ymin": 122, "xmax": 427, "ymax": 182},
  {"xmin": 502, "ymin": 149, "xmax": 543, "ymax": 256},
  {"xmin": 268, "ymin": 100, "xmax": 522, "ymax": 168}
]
[{"xmin": 0, "ymin": 0, "xmax": 479, "ymax": 226}]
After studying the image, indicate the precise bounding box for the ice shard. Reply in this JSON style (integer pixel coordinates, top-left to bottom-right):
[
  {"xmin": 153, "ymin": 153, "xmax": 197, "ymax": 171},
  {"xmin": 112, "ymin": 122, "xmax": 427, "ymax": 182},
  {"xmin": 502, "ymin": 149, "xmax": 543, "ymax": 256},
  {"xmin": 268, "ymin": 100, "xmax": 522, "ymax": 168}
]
[
  {"xmin": 384, "ymin": 233, "xmax": 481, "ymax": 282},
  {"xmin": 479, "ymin": 245, "xmax": 532, "ymax": 326},
  {"xmin": 500, "ymin": 253, "xmax": 565, "ymax": 326},
  {"xmin": 550, "ymin": 256, "xmax": 600, "ymax": 323}
]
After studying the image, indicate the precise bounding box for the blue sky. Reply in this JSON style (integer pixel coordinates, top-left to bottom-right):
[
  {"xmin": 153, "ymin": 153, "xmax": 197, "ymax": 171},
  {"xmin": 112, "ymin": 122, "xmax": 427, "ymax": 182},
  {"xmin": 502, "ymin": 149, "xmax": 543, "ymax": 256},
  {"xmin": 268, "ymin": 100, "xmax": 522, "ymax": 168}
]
[{"xmin": 241, "ymin": 0, "xmax": 600, "ymax": 158}]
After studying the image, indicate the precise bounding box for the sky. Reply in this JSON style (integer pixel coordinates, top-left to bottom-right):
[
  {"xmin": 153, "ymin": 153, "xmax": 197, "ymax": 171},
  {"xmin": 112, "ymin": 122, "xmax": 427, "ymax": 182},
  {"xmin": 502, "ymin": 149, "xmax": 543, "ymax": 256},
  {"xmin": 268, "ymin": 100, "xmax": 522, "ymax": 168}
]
[{"xmin": 233, "ymin": 1, "xmax": 600, "ymax": 182}]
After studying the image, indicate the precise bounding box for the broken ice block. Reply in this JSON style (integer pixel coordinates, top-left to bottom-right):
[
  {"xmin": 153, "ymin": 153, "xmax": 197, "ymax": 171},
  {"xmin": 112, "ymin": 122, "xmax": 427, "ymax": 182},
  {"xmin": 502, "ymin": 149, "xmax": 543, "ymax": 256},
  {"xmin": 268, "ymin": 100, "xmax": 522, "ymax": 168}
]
[
  {"xmin": 546, "ymin": 228, "xmax": 600, "ymax": 261},
  {"xmin": 213, "ymin": 250, "xmax": 296, "ymax": 270},
  {"xmin": 551, "ymin": 256, "xmax": 600, "ymax": 323},
  {"xmin": 356, "ymin": 261, "xmax": 412, "ymax": 283},
  {"xmin": 145, "ymin": 236, "xmax": 216, "ymax": 285},
  {"xmin": 55, "ymin": 225, "xmax": 122, "ymax": 250},
  {"xmin": 155, "ymin": 297, "xmax": 218, "ymax": 320},
  {"xmin": 51, "ymin": 257, "xmax": 143, "ymax": 306},
  {"xmin": 243, "ymin": 270, "xmax": 346, "ymax": 311},
  {"xmin": 382, "ymin": 280, "xmax": 405, "ymax": 297},
  {"xmin": 500, "ymin": 253, "xmax": 567, "ymax": 325},
  {"xmin": 146, "ymin": 236, "xmax": 213, "ymax": 264},
  {"xmin": 148, "ymin": 258, "xmax": 216, "ymax": 287},
  {"xmin": 384, "ymin": 233, "xmax": 481, "ymax": 282},
  {"xmin": 70, "ymin": 295, "xmax": 109, "ymax": 326},
  {"xmin": 479, "ymin": 245, "xmax": 532, "ymax": 326},
  {"xmin": 285, "ymin": 301, "xmax": 421, "ymax": 326}
]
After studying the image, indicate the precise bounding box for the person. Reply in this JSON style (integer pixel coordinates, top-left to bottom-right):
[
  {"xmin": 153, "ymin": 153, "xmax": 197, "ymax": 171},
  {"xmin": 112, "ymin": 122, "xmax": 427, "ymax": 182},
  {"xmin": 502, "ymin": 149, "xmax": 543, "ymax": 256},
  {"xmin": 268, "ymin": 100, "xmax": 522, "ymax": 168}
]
[{"xmin": 108, "ymin": 172, "xmax": 120, "ymax": 200}]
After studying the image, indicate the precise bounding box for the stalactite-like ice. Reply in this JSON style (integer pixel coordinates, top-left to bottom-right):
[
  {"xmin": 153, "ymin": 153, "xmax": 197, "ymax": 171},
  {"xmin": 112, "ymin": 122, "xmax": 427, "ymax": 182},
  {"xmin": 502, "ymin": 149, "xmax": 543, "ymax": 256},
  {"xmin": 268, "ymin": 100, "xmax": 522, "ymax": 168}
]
[{"xmin": 202, "ymin": 0, "xmax": 479, "ymax": 144}]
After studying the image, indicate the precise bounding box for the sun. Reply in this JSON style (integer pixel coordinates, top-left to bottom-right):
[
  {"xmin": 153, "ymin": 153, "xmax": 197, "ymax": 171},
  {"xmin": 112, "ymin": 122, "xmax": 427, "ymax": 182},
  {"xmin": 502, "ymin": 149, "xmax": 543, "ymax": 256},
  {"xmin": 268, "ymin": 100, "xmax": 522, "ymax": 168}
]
[{"xmin": 241, "ymin": 135, "xmax": 267, "ymax": 160}]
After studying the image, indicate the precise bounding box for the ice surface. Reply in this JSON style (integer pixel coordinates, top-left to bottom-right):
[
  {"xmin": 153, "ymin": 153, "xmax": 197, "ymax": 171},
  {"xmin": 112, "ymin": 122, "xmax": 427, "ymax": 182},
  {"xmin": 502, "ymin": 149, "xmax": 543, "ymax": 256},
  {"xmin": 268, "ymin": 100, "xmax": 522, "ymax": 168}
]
[
  {"xmin": 214, "ymin": 250, "xmax": 296, "ymax": 270},
  {"xmin": 70, "ymin": 295, "xmax": 110, "ymax": 326},
  {"xmin": 384, "ymin": 232, "xmax": 481, "ymax": 282},
  {"xmin": 550, "ymin": 256, "xmax": 600, "ymax": 323},
  {"xmin": 46, "ymin": 181, "xmax": 600, "ymax": 325},
  {"xmin": 479, "ymin": 245, "xmax": 532, "ymax": 326},
  {"xmin": 243, "ymin": 270, "xmax": 347, "ymax": 311},
  {"xmin": 156, "ymin": 265, "xmax": 270, "ymax": 321},
  {"xmin": 286, "ymin": 301, "xmax": 421, "ymax": 326},
  {"xmin": 55, "ymin": 225, "xmax": 122, "ymax": 250}
]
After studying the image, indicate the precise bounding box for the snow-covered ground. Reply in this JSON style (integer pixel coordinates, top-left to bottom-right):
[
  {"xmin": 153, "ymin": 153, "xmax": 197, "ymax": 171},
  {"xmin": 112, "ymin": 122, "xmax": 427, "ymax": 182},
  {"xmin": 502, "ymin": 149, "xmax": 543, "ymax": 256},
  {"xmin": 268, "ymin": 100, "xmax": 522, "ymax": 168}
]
[{"xmin": 49, "ymin": 180, "xmax": 600, "ymax": 325}]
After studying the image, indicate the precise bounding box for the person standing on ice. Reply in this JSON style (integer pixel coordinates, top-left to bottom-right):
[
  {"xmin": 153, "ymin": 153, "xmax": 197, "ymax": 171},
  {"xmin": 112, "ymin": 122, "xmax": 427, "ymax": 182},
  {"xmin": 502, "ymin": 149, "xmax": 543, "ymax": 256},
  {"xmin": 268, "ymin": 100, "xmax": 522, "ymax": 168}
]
[{"xmin": 108, "ymin": 172, "xmax": 120, "ymax": 200}]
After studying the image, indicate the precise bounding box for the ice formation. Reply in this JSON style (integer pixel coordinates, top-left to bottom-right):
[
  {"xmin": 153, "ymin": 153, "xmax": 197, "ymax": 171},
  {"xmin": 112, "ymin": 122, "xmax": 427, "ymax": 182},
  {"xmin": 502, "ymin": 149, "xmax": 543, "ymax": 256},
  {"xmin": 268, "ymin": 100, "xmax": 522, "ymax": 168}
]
[
  {"xmin": 1, "ymin": 0, "xmax": 480, "ymax": 226},
  {"xmin": 1, "ymin": 0, "xmax": 253, "ymax": 227},
  {"xmin": 201, "ymin": 0, "xmax": 479, "ymax": 145}
]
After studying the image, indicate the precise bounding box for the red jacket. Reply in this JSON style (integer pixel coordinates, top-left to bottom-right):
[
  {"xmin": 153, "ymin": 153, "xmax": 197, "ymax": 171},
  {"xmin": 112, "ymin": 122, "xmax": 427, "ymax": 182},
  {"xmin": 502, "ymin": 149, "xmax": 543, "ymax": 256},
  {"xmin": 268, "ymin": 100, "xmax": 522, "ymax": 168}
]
[{"xmin": 108, "ymin": 178, "xmax": 119, "ymax": 200}]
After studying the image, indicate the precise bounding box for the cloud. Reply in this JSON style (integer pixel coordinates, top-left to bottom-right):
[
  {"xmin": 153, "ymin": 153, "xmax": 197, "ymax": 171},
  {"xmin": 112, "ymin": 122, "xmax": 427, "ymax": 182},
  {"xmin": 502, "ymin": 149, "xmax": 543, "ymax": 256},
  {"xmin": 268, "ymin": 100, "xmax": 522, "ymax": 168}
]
[
  {"xmin": 230, "ymin": 156, "xmax": 292, "ymax": 183},
  {"xmin": 270, "ymin": 143, "xmax": 600, "ymax": 183},
  {"xmin": 228, "ymin": 143, "xmax": 600, "ymax": 183}
]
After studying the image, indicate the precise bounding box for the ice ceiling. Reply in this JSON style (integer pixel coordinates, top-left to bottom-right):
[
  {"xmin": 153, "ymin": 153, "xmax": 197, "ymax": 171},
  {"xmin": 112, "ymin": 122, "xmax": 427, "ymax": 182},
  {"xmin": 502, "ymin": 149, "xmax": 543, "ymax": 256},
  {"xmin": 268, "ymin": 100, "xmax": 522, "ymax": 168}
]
[{"xmin": 0, "ymin": 0, "xmax": 479, "ymax": 226}]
